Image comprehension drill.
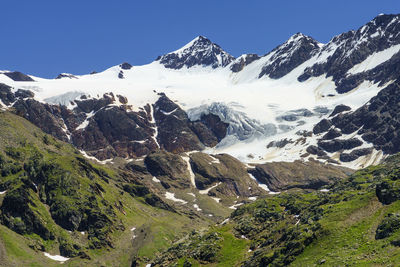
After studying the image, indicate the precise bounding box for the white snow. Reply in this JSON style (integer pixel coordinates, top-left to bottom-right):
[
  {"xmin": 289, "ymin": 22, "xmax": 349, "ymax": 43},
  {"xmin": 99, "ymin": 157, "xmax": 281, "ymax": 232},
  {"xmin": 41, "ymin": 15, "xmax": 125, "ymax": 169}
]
[
  {"xmin": 199, "ymin": 182, "xmax": 221, "ymax": 195},
  {"xmin": 229, "ymin": 203, "xmax": 244, "ymax": 210},
  {"xmin": 165, "ymin": 192, "xmax": 187, "ymax": 204},
  {"xmin": 0, "ymin": 191, "xmax": 7, "ymax": 195},
  {"xmin": 80, "ymin": 231, "xmax": 85, "ymax": 235},
  {"xmin": 211, "ymin": 197, "xmax": 221, "ymax": 203},
  {"xmin": 187, "ymin": 192, "xmax": 196, "ymax": 197},
  {"xmin": 181, "ymin": 155, "xmax": 196, "ymax": 187},
  {"xmin": 152, "ymin": 176, "xmax": 161, "ymax": 183},
  {"xmin": 76, "ymin": 111, "xmax": 95, "ymax": 130},
  {"xmin": 248, "ymin": 173, "xmax": 280, "ymax": 194},
  {"xmin": 319, "ymin": 189, "xmax": 330, "ymax": 192},
  {"xmin": 79, "ymin": 150, "xmax": 113, "ymax": 164},
  {"xmin": 43, "ymin": 252, "xmax": 70, "ymax": 262},
  {"xmin": 208, "ymin": 155, "xmax": 220, "ymax": 164},
  {"xmin": 149, "ymin": 104, "xmax": 160, "ymax": 148},
  {"xmin": 130, "ymin": 227, "xmax": 137, "ymax": 239},
  {"xmin": 348, "ymin": 44, "xmax": 400, "ymax": 75},
  {"xmin": 193, "ymin": 204, "xmax": 202, "ymax": 211},
  {"xmin": 220, "ymin": 218, "xmax": 230, "ymax": 225},
  {"xmin": 248, "ymin": 196, "xmax": 257, "ymax": 201}
]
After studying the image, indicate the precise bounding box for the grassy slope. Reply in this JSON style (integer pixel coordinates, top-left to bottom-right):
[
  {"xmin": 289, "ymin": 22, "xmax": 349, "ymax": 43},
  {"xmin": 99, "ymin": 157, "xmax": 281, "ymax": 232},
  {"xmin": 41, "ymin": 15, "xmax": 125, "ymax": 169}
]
[
  {"xmin": 0, "ymin": 111, "xmax": 209, "ymax": 267},
  {"xmin": 154, "ymin": 155, "xmax": 400, "ymax": 266}
]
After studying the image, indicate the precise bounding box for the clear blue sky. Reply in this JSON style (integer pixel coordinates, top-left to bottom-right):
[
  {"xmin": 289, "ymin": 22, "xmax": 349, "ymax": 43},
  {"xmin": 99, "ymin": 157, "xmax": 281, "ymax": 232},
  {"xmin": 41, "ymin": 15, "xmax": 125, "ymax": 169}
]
[{"xmin": 1, "ymin": 0, "xmax": 399, "ymax": 78}]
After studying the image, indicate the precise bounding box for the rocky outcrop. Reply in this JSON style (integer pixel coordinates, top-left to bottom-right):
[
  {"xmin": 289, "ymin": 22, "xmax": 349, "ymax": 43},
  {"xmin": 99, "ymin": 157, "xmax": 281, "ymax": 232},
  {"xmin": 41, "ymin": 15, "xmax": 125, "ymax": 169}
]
[
  {"xmin": 3, "ymin": 71, "xmax": 34, "ymax": 81},
  {"xmin": 0, "ymin": 83, "xmax": 16, "ymax": 105},
  {"xmin": 1, "ymin": 86, "xmax": 228, "ymax": 160},
  {"xmin": 259, "ymin": 33, "xmax": 321, "ymax": 79},
  {"xmin": 189, "ymin": 152, "xmax": 263, "ymax": 197},
  {"xmin": 298, "ymin": 14, "xmax": 400, "ymax": 94},
  {"xmin": 329, "ymin": 104, "xmax": 351, "ymax": 117},
  {"xmin": 153, "ymin": 94, "xmax": 227, "ymax": 153},
  {"xmin": 317, "ymin": 138, "xmax": 363, "ymax": 153},
  {"xmin": 153, "ymin": 94, "xmax": 205, "ymax": 152},
  {"xmin": 190, "ymin": 113, "xmax": 229, "ymax": 147},
  {"xmin": 376, "ymin": 213, "xmax": 400, "ymax": 239},
  {"xmin": 13, "ymin": 98, "xmax": 70, "ymax": 142},
  {"xmin": 55, "ymin": 73, "xmax": 78, "ymax": 79},
  {"xmin": 230, "ymin": 54, "xmax": 260, "ymax": 72},
  {"xmin": 119, "ymin": 62, "xmax": 132, "ymax": 70},
  {"xmin": 157, "ymin": 36, "xmax": 235, "ymax": 69},
  {"xmin": 310, "ymin": 80, "xmax": 400, "ymax": 162},
  {"xmin": 144, "ymin": 151, "xmax": 191, "ymax": 189},
  {"xmin": 250, "ymin": 159, "xmax": 352, "ymax": 191}
]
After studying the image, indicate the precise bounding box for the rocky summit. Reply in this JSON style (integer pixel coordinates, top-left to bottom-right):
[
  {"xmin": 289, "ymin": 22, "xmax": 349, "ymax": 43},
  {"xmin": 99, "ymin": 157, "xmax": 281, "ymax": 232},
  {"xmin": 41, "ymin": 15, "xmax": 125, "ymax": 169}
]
[{"xmin": 1, "ymin": 12, "xmax": 400, "ymax": 267}]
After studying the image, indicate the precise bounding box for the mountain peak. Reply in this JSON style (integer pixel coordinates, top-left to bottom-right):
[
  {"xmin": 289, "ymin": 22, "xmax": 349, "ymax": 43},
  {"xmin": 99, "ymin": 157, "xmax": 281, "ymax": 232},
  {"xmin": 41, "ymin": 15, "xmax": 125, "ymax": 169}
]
[
  {"xmin": 157, "ymin": 36, "xmax": 235, "ymax": 70},
  {"xmin": 257, "ymin": 32, "xmax": 321, "ymax": 79}
]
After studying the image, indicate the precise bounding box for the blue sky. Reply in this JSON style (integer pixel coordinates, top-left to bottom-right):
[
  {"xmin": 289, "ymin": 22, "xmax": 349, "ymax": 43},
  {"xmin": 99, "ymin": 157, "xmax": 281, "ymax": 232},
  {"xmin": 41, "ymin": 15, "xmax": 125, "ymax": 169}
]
[{"xmin": 1, "ymin": 1, "xmax": 399, "ymax": 78}]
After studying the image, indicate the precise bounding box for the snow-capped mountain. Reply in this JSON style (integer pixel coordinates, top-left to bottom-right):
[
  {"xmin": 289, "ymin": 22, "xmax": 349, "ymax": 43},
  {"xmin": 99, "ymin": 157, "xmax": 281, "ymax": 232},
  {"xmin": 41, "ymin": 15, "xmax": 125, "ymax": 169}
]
[
  {"xmin": 1, "ymin": 13, "xmax": 400, "ymax": 169},
  {"xmin": 156, "ymin": 35, "xmax": 235, "ymax": 69}
]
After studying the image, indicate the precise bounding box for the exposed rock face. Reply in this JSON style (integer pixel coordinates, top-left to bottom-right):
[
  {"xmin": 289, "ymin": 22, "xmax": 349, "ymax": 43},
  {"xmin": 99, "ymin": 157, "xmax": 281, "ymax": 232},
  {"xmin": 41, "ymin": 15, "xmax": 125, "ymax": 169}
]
[
  {"xmin": 190, "ymin": 113, "xmax": 229, "ymax": 147},
  {"xmin": 313, "ymin": 119, "xmax": 332, "ymax": 134},
  {"xmin": 189, "ymin": 152, "xmax": 263, "ymax": 197},
  {"xmin": 119, "ymin": 62, "xmax": 132, "ymax": 70},
  {"xmin": 1, "ymin": 86, "xmax": 228, "ymax": 160},
  {"xmin": 329, "ymin": 104, "xmax": 351, "ymax": 117},
  {"xmin": 298, "ymin": 14, "xmax": 400, "ymax": 93},
  {"xmin": 153, "ymin": 94, "xmax": 205, "ymax": 153},
  {"xmin": 55, "ymin": 73, "xmax": 78, "ymax": 79},
  {"xmin": 230, "ymin": 54, "xmax": 260, "ymax": 72},
  {"xmin": 0, "ymin": 83, "xmax": 16, "ymax": 105},
  {"xmin": 376, "ymin": 213, "xmax": 400, "ymax": 239},
  {"xmin": 3, "ymin": 71, "xmax": 34, "ymax": 81},
  {"xmin": 340, "ymin": 148, "xmax": 373, "ymax": 162},
  {"xmin": 317, "ymin": 138, "xmax": 363, "ymax": 153},
  {"xmin": 1, "ymin": 184, "xmax": 54, "ymax": 240},
  {"xmin": 309, "ymin": 80, "xmax": 400, "ymax": 163},
  {"xmin": 250, "ymin": 159, "xmax": 352, "ymax": 191},
  {"xmin": 259, "ymin": 33, "xmax": 321, "ymax": 79},
  {"xmin": 376, "ymin": 180, "xmax": 400, "ymax": 205},
  {"xmin": 153, "ymin": 94, "xmax": 228, "ymax": 153},
  {"xmin": 13, "ymin": 98, "xmax": 70, "ymax": 142},
  {"xmin": 144, "ymin": 151, "xmax": 191, "ymax": 189},
  {"xmin": 157, "ymin": 36, "xmax": 235, "ymax": 69}
]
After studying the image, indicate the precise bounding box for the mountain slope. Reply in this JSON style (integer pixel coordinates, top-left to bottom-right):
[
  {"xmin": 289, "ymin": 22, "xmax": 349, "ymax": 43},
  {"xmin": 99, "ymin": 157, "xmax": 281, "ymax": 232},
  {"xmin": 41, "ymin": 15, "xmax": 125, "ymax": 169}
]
[
  {"xmin": 0, "ymin": 111, "xmax": 215, "ymax": 266},
  {"xmin": 152, "ymin": 153, "xmax": 400, "ymax": 266}
]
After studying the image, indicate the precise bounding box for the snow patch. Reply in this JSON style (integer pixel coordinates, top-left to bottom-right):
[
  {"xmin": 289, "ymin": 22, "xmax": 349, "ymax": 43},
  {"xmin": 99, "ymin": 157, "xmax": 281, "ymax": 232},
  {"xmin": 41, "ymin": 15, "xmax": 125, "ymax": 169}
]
[
  {"xmin": 348, "ymin": 44, "xmax": 400, "ymax": 75},
  {"xmin": 229, "ymin": 203, "xmax": 244, "ymax": 210},
  {"xmin": 211, "ymin": 197, "xmax": 221, "ymax": 203},
  {"xmin": 199, "ymin": 182, "xmax": 221, "ymax": 195},
  {"xmin": 43, "ymin": 252, "xmax": 70, "ymax": 262},
  {"xmin": 165, "ymin": 192, "xmax": 187, "ymax": 204},
  {"xmin": 181, "ymin": 155, "xmax": 196, "ymax": 187},
  {"xmin": 193, "ymin": 204, "xmax": 202, "ymax": 211}
]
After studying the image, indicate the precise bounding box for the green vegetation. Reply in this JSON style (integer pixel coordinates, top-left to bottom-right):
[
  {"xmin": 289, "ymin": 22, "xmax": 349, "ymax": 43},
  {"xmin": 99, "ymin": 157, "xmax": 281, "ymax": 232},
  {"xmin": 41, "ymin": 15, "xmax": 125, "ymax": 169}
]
[
  {"xmin": 153, "ymin": 154, "xmax": 400, "ymax": 266},
  {"xmin": 0, "ymin": 111, "xmax": 207, "ymax": 266},
  {"xmin": 4, "ymin": 108, "xmax": 400, "ymax": 266}
]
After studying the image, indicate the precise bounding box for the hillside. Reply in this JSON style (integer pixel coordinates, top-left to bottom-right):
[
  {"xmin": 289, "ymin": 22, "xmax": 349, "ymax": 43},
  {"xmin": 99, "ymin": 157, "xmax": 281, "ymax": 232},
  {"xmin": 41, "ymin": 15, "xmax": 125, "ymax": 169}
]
[
  {"xmin": 152, "ymin": 153, "xmax": 400, "ymax": 266},
  {"xmin": 0, "ymin": 111, "xmax": 214, "ymax": 266}
]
